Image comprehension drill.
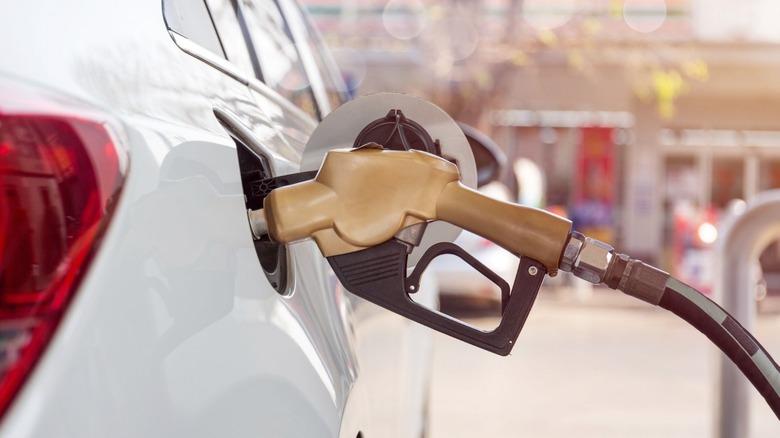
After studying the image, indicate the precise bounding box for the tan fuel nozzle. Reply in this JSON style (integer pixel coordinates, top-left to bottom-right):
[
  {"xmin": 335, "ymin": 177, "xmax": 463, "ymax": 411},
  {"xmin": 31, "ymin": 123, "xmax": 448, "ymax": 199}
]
[{"xmin": 260, "ymin": 145, "xmax": 572, "ymax": 275}]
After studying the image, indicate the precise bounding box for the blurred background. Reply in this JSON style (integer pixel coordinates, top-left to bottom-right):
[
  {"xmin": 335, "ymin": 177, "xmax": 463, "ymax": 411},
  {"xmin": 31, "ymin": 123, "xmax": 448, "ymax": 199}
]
[{"xmin": 303, "ymin": 1, "xmax": 780, "ymax": 436}]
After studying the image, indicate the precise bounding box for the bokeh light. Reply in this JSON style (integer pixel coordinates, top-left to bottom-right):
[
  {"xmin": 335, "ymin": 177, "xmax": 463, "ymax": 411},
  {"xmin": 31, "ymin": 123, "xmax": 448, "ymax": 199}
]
[
  {"xmin": 435, "ymin": 16, "xmax": 479, "ymax": 61},
  {"xmin": 383, "ymin": 0, "xmax": 428, "ymax": 40},
  {"xmin": 697, "ymin": 222, "xmax": 719, "ymax": 244},
  {"xmin": 523, "ymin": 0, "xmax": 577, "ymax": 30},
  {"xmin": 624, "ymin": 0, "xmax": 667, "ymax": 33}
]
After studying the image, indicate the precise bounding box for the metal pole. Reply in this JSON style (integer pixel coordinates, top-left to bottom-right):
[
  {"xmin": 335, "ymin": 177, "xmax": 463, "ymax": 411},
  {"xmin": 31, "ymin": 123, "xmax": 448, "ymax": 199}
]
[{"xmin": 715, "ymin": 190, "xmax": 780, "ymax": 438}]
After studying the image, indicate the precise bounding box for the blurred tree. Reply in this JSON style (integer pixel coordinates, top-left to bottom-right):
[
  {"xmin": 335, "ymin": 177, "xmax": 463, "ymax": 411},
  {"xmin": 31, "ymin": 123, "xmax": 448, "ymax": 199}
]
[
  {"xmin": 305, "ymin": 0, "xmax": 708, "ymax": 124},
  {"xmin": 415, "ymin": 0, "xmax": 708, "ymax": 125},
  {"xmin": 424, "ymin": 0, "xmax": 524, "ymax": 127}
]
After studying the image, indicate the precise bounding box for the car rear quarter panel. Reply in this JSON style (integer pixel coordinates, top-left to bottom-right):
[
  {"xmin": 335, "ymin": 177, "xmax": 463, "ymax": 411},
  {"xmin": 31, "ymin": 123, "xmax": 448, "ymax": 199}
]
[{"xmin": 0, "ymin": 1, "xmax": 359, "ymax": 436}]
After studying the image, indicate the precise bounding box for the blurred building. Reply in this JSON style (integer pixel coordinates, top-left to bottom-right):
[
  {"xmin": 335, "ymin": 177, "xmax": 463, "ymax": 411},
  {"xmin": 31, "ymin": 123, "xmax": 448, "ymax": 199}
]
[{"xmin": 307, "ymin": 0, "xmax": 780, "ymax": 282}]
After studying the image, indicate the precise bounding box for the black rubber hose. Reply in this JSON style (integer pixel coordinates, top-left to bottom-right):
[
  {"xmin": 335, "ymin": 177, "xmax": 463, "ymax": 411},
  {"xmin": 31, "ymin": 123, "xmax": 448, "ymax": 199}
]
[
  {"xmin": 657, "ymin": 278, "xmax": 780, "ymax": 418},
  {"xmin": 576, "ymin": 235, "xmax": 780, "ymax": 418}
]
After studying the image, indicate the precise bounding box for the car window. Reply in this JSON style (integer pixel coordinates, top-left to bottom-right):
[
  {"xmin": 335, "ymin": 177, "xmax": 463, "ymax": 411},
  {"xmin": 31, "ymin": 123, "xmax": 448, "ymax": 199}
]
[
  {"xmin": 204, "ymin": 0, "xmax": 257, "ymax": 75},
  {"xmin": 239, "ymin": 0, "xmax": 318, "ymax": 118},
  {"xmin": 163, "ymin": 0, "xmax": 226, "ymax": 59},
  {"xmin": 286, "ymin": 1, "xmax": 347, "ymax": 113}
]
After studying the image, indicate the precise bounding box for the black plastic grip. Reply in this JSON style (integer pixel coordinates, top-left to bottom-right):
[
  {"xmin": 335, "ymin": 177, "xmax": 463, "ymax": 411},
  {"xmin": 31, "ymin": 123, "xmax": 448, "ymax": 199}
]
[{"xmin": 328, "ymin": 239, "xmax": 545, "ymax": 355}]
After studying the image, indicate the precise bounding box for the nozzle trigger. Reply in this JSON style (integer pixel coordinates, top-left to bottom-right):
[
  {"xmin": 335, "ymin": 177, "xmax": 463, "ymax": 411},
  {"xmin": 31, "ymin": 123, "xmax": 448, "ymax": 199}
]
[
  {"xmin": 405, "ymin": 242, "xmax": 510, "ymax": 313},
  {"xmin": 327, "ymin": 240, "xmax": 546, "ymax": 356}
]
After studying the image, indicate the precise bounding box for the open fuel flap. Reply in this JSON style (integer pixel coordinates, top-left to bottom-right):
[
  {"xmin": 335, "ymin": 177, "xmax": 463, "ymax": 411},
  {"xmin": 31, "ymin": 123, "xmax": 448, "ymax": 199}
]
[{"xmin": 300, "ymin": 93, "xmax": 478, "ymax": 266}]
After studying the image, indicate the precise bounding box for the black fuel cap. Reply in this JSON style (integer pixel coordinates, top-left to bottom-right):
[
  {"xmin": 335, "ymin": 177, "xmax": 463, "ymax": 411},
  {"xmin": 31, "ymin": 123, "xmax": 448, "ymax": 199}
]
[{"xmin": 353, "ymin": 109, "xmax": 441, "ymax": 156}]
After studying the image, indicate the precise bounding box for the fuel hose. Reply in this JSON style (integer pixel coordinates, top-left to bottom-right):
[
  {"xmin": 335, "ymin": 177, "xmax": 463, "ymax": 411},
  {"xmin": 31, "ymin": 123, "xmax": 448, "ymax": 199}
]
[{"xmin": 562, "ymin": 232, "xmax": 780, "ymax": 419}]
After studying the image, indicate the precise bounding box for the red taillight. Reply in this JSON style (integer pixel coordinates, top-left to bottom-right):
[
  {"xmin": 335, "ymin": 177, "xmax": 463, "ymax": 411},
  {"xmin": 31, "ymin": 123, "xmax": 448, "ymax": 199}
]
[{"xmin": 0, "ymin": 81, "xmax": 127, "ymax": 416}]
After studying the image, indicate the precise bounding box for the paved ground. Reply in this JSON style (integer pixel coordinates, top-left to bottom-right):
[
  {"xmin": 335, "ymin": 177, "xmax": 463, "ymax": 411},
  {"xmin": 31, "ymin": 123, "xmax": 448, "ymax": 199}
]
[{"xmin": 428, "ymin": 286, "xmax": 780, "ymax": 437}]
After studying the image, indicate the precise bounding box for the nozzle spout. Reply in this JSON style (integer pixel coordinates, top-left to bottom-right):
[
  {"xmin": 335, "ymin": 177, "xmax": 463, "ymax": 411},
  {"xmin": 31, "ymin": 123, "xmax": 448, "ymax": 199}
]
[{"xmin": 248, "ymin": 208, "xmax": 268, "ymax": 240}]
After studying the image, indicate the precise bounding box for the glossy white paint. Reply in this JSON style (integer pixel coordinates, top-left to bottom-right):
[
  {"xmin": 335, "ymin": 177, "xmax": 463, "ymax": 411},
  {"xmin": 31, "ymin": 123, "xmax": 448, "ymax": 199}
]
[{"xmin": 0, "ymin": 0, "xmax": 434, "ymax": 436}]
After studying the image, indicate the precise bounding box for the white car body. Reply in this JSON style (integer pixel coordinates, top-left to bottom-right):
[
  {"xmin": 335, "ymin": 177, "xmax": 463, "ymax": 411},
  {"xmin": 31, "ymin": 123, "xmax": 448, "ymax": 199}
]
[{"xmin": 0, "ymin": 1, "xmax": 434, "ymax": 437}]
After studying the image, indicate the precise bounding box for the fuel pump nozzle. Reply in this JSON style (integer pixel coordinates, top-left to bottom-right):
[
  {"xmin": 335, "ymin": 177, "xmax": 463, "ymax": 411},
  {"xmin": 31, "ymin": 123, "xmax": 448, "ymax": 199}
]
[
  {"xmin": 249, "ymin": 144, "xmax": 571, "ymax": 355},
  {"xmin": 251, "ymin": 144, "xmax": 571, "ymax": 274}
]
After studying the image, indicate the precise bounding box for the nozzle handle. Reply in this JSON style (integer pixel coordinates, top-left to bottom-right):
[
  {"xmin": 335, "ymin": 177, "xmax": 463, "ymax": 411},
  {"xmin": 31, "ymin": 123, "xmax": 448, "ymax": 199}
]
[
  {"xmin": 263, "ymin": 147, "xmax": 571, "ymax": 273},
  {"xmin": 436, "ymin": 182, "xmax": 571, "ymax": 275}
]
